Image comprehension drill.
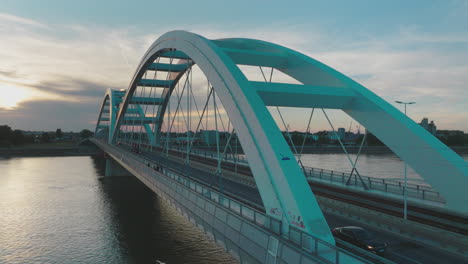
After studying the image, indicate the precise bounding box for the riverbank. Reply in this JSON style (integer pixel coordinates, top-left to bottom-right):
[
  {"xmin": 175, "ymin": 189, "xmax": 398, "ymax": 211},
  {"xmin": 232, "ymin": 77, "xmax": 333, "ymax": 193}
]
[
  {"xmin": 189, "ymin": 145, "xmax": 468, "ymax": 155},
  {"xmin": 2, "ymin": 142, "xmax": 466, "ymax": 157},
  {"xmin": 0, "ymin": 142, "xmax": 99, "ymax": 157},
  {"xmin": 297, "ymin": 145, "xmax": 468, "ymax": 155}
]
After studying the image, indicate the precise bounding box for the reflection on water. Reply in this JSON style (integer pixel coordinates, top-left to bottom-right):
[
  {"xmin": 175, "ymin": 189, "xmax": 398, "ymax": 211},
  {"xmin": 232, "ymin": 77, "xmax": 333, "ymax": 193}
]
[
  {"xmin": 1, "ymin": 153, "xmax": 465, "ymax": 263},
  {"xmin": 0, "ymin": 156, "xmax": 235, "ymax": 264}
]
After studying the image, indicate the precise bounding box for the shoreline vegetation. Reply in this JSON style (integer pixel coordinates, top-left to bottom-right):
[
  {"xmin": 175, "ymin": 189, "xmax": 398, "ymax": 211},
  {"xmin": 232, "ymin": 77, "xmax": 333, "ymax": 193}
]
[
  {"xmin": 189, "ymin": 145, "xmax": 468, "ymax": 155},
  {"xmin": 0, "ymin": 142, "xmax": 99, "ymax": 157},
  {"xmin": 1, "ymin": 142, "xmax": 467, "ymax": 157},
  {"xmin": 1, "ymin": 125, "xmax": 466, "ymax": 157},
  {"xmin": 0, "ymin": 125, "xmax": 97, "ymax": 157},
  {"xmin": 288, "ymin": 145, "xmax": 468, "ymax": 155}
]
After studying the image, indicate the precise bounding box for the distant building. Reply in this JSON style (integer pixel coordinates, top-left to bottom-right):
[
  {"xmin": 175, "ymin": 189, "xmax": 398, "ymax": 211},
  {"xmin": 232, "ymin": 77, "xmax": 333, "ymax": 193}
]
[
  {"xmin": 308, "ymin": 134, "xmax": 319, "ymax": 141},
  {"xmin": 420, "ymin": 118, "xmax": 429, "ymax": 130},
  {"xmin": 200, "ymin": 130, "xmax": 217, "ymax": 146},
  {"xmin": 327, "ymin": 132, "xmax": 341, "ymax": 140},
  {"xmin": 199, "ymin": 130, "xmax": 230, "ymax": 146},
  {"xmin": 419, "ymin": 117, "xmax": 437, "ymax": 135},
  {"xmin": 310, "ymin": 129, "xmax": 360, "ymax": 143},
  {"xmin": 436, "ymin": 130, "xmax": 464, "ymax": 138},
  {"xmin": 22, "ymin": 131, "xmax": 45, "ymax": 136},
  {"xmin": 337, "ymin": 128, "xmax": 346, "ymax": 139},
  {"xmin": 175, "ymin": 136, "xmax": 198, "ymax": 144},
  {"xmin": 428, "ymin": 121, "xmax": 437, "ymax": 135}
]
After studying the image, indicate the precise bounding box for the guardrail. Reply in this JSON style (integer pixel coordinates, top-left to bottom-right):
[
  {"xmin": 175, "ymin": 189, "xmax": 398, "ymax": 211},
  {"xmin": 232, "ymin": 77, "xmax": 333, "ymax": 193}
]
[
  {"xmin": 93, "ymin": 139, "xmax": 376, "ymax": 264},
  {"xmin": 302, "ymin": 166, "xmax": 444, "ymax": 204},
  {"xmin": 166, "ymin": 146, "xmax": 444, "ymax": 204}
]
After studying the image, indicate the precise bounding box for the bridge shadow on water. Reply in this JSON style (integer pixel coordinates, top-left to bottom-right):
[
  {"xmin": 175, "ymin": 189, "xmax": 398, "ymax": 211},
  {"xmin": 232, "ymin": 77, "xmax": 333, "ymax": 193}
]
[{"xmin": 90, "ymin": 155, "xmax": 236, "ymax": 264}]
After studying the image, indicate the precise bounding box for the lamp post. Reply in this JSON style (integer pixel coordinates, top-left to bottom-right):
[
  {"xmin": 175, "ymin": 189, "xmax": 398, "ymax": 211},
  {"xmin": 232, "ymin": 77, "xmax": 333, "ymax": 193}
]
[{"xmin": 395, "ymin": 100, "xmax": 415, "ymax": 220}]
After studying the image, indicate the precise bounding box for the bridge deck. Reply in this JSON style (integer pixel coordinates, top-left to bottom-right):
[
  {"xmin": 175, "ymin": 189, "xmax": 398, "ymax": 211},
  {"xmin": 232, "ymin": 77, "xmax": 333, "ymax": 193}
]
[
  {"xmin": 93, "ymin": 139, "xmax": 468, "ymax": 263},
  {"xmin": 94, "ymin": 139, "xmax": 378, "ymax": 264},
  {"xmin": 168, "ymin": 147, "xmax": 466, "ymax": 235}
]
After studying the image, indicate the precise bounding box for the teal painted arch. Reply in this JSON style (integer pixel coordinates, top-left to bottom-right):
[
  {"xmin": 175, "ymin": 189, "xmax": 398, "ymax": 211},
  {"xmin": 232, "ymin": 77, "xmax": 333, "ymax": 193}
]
[
  {"xmin": 96, "ymin": 88, "xmax": 155, "ymax": 144},
  {"xmin": 111, "ymin": 31, "xmax": 467, "ymax": 243},
  {"xmin": 216, "ymin": 37, "xmax": 468, "ymax": 214},
  {"xmin": 112, "ymin": 31, "xmax": 336, "ymax": 243},
  {"xmin": 95, "ymin": 88, "xmax": 116, "ymax": 143}
]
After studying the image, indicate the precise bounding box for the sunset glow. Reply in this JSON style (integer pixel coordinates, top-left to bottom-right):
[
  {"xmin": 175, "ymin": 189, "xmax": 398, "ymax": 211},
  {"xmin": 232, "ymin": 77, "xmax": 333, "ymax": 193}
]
[
  {"xmin": 0, "ymin": 2, "xmax": 466, "ymax": 132},
  {"xmin": 0, "ymin": 85, "xmax": 32, "ymax": 109}
]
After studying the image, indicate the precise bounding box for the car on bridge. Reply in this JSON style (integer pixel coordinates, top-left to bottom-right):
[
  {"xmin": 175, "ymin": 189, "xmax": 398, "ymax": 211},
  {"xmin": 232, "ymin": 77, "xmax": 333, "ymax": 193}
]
[{"xmin": 331, "ymin": 226, "xmax": 387, "ymax": 255}]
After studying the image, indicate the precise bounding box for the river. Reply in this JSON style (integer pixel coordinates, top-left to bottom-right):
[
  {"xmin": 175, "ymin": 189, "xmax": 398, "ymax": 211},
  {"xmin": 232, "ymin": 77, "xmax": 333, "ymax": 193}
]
[
  {"xmin": 0, "ymin": 155, "xmax": 236, "ymax": 264},
  {"xmin": 0, "ymin": 153, "xmax": 466, "ymax": 263},
  {"xmin": 299, "ymin": 153, "xmax": 468, "ymax": 185}
]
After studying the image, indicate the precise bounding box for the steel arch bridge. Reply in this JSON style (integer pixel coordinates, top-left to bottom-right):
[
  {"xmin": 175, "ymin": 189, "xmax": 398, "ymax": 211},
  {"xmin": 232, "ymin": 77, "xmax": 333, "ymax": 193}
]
[{"xmin": 95, "ymin": 30, "xmax": 468, "ymax": 243}]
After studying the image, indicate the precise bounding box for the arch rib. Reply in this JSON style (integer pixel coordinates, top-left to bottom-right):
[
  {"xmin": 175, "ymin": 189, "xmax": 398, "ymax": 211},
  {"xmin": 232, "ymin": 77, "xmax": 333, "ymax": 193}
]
[
  {"xmin": 110, "ymin": 30, "xmax": 468, "ymax": 245},
  {"xmin": 112, "ymin": 31, "xmax": 335, "ymax": 243},
  {"xmin": 96, "ymin": 88, "xmax": 155, "ymax": 144},
  {"xmin": 217, "ymin": 37, "xmax": 468, "ymax": 214}
]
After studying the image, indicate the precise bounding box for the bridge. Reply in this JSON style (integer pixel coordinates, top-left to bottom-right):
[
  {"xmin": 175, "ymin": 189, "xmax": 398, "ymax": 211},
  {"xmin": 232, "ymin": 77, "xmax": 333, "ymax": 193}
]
[{"xmin": 92, "ymin": 30, "xmax": 468, "ymax": 264}]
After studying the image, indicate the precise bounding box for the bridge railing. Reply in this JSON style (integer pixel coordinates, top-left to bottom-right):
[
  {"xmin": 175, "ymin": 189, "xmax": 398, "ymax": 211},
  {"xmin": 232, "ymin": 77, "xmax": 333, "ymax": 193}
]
[
  {"xmin": 160, "ymin": 158, "xmax": 376, "ymax": 263},
  {"xmin": 168, "ymin": 169, "xmax": 283, "ymax": 235},
  {"xmin": 302, "ymin": 166, "xmax": 444, "ymax": 204},
  {"xmin": 169, "ymin": 146, "xmax": 250, "ymax": 164},
  {"xmin": 150, "ymin": 160, "xmax": 372, "ymax": 263},
  {"xmin": 94, "ymin": 139, "xmax": 374, "ymax": 264},
  {"xmin": 106, "ymin": 140, "xmax": 283, "ymax": 235},
  {"xmin": 169, "ymin": 147, "xmax": 444, "ymax": 204}
]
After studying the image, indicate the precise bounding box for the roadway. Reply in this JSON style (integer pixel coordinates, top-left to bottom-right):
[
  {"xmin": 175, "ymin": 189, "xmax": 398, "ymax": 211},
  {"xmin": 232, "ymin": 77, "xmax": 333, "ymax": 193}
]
[
  {"xmin": 166, "ymin": 148, "xmax": 467, "ymax": 236},
  {"xmin": 324, "ymin": 214, "xmax": 465, "ymax": 264},
  {"xmin": 119, "ymin": 145, "xmax": 467, "ymax": 264}
]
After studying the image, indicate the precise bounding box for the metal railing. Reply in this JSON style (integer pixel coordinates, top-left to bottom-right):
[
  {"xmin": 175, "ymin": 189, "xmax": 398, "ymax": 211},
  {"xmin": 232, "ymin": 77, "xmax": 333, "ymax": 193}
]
[
  {"xmin": 170, "ymin": 146, "xmax": 250, "ymax": 165},
  {"xmin": 93, "ymin": 139, "xmax": 374, "ymax": 264},
  {"xmin": 168, "ymin": 147, "xmax": 444, "ymax": 204},
  {"xmin": 302, "ymin": 166, "xmax": 444, "ymax": 203},
  {"xmin": 101, "ymin": 140, "xmax": 282, "ymax": 235}
]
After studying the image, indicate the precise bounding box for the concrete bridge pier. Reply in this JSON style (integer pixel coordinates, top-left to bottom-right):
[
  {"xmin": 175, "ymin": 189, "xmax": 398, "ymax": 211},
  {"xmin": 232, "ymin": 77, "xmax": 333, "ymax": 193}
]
[{"xmin": 105, "ymin": 157, "xmax": 132, "ymax": 177}]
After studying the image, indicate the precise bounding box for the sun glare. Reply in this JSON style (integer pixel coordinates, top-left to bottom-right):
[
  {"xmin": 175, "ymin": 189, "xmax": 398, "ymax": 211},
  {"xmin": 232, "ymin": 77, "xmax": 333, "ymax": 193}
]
[{"xmin": 0, "ymin": 85, "xmax": 33, "ymax": 109}]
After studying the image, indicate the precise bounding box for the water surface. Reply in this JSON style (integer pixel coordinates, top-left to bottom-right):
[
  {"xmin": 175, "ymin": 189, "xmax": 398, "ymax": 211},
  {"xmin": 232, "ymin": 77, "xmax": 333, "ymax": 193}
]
[
  {"xmin": 1, "ymin": 153, "xmax": 466, "ymax": 263},
  {"xmin": 0, "ymin": 156, "xmax": 235, "ymax": 264},
  {"xmin": 299, "ymin": 153, "xmax": 468, "ymax": 184}
]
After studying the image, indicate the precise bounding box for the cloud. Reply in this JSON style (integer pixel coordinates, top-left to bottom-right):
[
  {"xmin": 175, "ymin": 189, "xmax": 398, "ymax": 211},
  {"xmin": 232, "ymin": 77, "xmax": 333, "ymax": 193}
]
[
  {"xmin": 0, "ymin": 13, "xmax": 49, "ymax": 30},
  {"xmin": 0, "ymin": 70, "xmax": 19, "ymax": 78},
  {"xmin": 0, "ymin": 12, "xmax": 467, "ymax": 132},
  {"xmin": 303, "ymin": 35, "xmax": 468, "ymax": 131},
  {"xmin": 0, "ymin": 15, "xmax": 155, "ymax": 99},
  {"xmin": 0, "ymin": 99, "xmax": 98, "ymax": 131},
  {"xmin": 28, "ymin": 78, "xmax": 117, "ymax": 100}
]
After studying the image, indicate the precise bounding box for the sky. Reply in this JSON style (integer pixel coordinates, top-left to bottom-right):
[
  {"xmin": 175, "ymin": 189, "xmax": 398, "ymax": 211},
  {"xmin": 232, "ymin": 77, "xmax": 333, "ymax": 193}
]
[{"xmin": 0, "ymin": 0, "xmax": 467, "ymax": 132}]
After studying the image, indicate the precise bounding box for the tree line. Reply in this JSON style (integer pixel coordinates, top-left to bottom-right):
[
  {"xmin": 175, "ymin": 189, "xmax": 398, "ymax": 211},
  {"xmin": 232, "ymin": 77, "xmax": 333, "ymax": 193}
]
[
  {"xmin": 282, "ymin": 131, "xmax": 467, "ymax": 146},
  {"xmin": 364, "ymin": 131, "xmax": 467, "ymax": 146},
  {"xmin": 0, "ymin": 125, "xmax": 94, "ymax": 147}
]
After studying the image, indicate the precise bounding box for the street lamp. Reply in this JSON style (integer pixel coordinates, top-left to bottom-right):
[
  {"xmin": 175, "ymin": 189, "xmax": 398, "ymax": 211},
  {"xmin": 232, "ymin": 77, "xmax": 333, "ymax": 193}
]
[{"xmin": 395, "ymin": 100, "xmax": 416, "ymax": 220}]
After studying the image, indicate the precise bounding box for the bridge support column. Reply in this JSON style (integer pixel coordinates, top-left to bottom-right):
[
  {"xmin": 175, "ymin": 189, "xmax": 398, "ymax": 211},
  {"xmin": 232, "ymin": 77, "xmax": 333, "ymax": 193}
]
[{"xmin": 105, "ymin": 157, "xmax": 132, "ymax": 177}]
